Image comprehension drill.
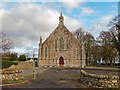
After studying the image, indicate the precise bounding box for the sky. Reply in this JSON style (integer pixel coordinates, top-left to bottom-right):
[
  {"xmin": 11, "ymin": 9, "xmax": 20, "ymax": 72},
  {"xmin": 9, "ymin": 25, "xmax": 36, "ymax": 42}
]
[{"xmin": 1, "ymin": 0, "xmax": 119, "ymax": 57}]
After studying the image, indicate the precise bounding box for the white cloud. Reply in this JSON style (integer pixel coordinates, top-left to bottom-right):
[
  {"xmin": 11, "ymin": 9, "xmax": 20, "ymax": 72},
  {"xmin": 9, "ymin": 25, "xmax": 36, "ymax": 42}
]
[
  {"xmin": 62, "ymin": 2, "xmax": 80, "ymax": 9},
  {"xmin": 65, "ymin": 16, "xmax": 82, "ymax": 31},
  {"xmin": 2, "ymin": 3, "xmax": 82, "ymax": 52},
  {"xmin": 2, "ymin": 3, "xmax": 57, "ymax": 48},
  {"xmin": 62, "ymin": 0, "xmax": 83, "ymax": 9},
  {"xmin": 91, "ymin": 15, "xmax": 113, "ymax": 37},
  {"xmin": 100, "ymin": 15, "xmax": 113, "ymax": 24},
  {"xmin": 81, "ymin": 7, "xmax": 95, "ymax": 16}
]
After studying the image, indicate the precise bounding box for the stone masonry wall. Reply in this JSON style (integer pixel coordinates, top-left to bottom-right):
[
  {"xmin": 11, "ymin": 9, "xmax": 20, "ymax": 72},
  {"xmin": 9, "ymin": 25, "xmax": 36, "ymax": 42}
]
[
  {"xmin": 1, "ymin": 69, "xmax": 23, "ymax": 81},
  {"xmin": 80, "ymin": 70, "xmax": 119, "ymax": 88}
]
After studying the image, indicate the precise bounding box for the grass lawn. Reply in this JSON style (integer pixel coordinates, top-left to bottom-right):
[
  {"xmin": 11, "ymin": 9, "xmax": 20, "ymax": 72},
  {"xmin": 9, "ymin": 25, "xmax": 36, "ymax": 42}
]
[
  {"xmin": 24, "ymin": 73, "xmax": 45, "ymax": 80},
  {"xmin": 89, "ymin": 65, "xmax": 120, "ymax": 69},
  {"xmin": 2, "ymin": 79, "xmax": 24, "ymax": 84},
  {"xmin": 24, "ymin": 75, "xmax": 34, "ymax": 79},
  {"xmin": 100, "ymin": 65, "xmax": 120, "ymax": 68}
]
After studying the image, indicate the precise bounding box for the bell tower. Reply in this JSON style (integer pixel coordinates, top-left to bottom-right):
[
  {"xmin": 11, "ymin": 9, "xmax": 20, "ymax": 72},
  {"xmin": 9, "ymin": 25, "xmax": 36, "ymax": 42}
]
[{"xmin": 59, "ymin": 12, "xmax": 64, "ymax": 25}]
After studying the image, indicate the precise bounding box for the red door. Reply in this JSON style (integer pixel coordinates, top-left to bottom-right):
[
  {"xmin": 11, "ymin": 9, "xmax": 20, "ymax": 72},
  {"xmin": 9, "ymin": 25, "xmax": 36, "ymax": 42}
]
[{"xmin": 59, "ymin": 57, "xmax": 64, "ymax": 65}]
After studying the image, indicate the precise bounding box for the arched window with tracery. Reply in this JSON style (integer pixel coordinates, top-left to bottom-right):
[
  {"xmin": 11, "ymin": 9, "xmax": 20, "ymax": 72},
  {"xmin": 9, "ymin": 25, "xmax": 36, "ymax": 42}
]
[{"xmin": 59, "ymin": 36, "xmax": 64, "ymax": 50}]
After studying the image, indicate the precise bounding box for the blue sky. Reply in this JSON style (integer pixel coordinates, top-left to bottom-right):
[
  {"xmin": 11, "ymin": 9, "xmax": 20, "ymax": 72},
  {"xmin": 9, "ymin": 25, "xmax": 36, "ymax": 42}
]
[{"xmin": 1, "ymin": 1, "xmax": 119, "ymax": 57}]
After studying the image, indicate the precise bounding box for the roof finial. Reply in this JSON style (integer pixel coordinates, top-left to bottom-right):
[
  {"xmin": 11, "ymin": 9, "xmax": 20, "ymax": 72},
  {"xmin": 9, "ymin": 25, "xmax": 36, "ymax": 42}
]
[
  {"xmin": 59, "ymin": 6, "xmax": 64, "ymax": 25},
  {"xmin": 40, "ymin": 36, "xmax": 42, "ymax": 44},
  {"xmin": 61, "ymin": 6, "xmax": 62, "ymax": 16}
]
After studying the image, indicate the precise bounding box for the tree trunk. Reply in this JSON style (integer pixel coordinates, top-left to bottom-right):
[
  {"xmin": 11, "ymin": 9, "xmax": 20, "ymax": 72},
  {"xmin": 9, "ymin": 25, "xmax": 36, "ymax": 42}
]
[
  {"xmin": 113, "ymin": 59, "xmax": 115, "ymax": 66},
  {"xmin": 118, "ymin": 51, "xmax": 120, "ymax": 63},
  {"xmin": 86, "ymin": 53, "xmax": 88, "ymax": 66},
  {"xmin": 99, "ymin": 58, "xmax": 101, "ymax": 66},
  {"xmin": 110, "ymin": 60, "xmax": 113, "ymax": 66},
  {"xmin": 105, "ymin": 60, "xmax": 107, "ymax": 66},
  {"xmin": 89, "ymin": 55, "xmax": 91, "ymax": 66}
]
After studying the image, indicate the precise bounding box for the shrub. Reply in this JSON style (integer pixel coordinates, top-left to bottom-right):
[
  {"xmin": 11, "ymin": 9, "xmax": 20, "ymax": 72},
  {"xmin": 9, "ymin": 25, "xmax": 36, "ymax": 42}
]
[
  {"xmin": 0, "ymin": 60, "xmax": 18, "ymax": 69},
  {"xmin": 18, "ymin": 54, "xmax": 26, "ymax": 61},
  {"xmin": 9, "ymin": 57, "xmax": 16, "ymax": 61},
  {"xmin": 1, "ymin": 60, "xmax": 13, "ymax": 69},
  {"xmin": 12, "ymin": 61, "xmax": 18, "ymax": 65}
]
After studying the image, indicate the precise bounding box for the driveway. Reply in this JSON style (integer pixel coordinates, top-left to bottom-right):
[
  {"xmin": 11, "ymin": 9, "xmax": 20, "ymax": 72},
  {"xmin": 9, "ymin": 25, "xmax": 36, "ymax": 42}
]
[
  {"xmin": 4, "ymin": 68, "xmax": 86, "ymax": 88},
  {"xmin": 3, "ymin": 67, "xmax": 119, "ymax": 88},
  {"xmin": 21, "ymin": 67, "xmax": 49, "ymax": 77}
]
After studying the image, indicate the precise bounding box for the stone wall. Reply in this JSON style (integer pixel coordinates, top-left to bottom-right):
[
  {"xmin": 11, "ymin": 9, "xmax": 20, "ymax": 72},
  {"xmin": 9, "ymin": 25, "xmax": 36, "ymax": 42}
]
[
  {"xmin": 1, "ymin": 69, "xmax": 23, "ymax": 81},
  {"xmin": 80, "ymin": 70, "xmax": 119, "ymax": 88}
]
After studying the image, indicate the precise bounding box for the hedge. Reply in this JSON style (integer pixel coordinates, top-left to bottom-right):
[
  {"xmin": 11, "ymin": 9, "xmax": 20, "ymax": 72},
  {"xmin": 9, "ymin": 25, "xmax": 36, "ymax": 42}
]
[{"xmin": 0, "ymin": 60, "xmax": 18, "ymax": 69}]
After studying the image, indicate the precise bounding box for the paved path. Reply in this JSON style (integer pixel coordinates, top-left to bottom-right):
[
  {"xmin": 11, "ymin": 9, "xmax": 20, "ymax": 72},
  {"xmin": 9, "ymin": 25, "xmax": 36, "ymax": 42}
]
[{"xmin": 21, "ymin": 67, "xmax": 49, "ymax": 77}]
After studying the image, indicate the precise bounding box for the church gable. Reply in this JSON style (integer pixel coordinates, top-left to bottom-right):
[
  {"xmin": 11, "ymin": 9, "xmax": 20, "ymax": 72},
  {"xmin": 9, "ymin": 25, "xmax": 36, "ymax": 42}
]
[
  {"xmin": 38, "ymin": 13, "xmax": 86, "ymax": 67},
  {"xmin": 42, "ymin": 14, "xmax": 79, "ymax": 48}
]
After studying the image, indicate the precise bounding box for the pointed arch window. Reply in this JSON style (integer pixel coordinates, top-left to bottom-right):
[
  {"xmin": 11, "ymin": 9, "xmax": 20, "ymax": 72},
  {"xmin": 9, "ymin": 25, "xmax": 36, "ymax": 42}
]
[
  {"xmin": 60, "ymin": 36, "xmax": 64, "ymax": 50},
  {"xmin": 66, "ymin": 40, "xmax": 69, "ymax": 49},
  {"xmin": 45, "ymin": 47, "xmax": 47, "ymax": 58},
  {"xmin": 55, "ymin": 39, "xmax": 57, "ymax": 50},
  {"xmin": 76, "ymin": 48, "xmax": 78, "ymax": 60}
]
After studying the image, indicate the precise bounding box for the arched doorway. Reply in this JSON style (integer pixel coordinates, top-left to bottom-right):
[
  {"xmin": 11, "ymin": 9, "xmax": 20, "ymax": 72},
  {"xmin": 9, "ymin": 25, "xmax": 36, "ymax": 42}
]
[{"xmin": 59, "ymin": 56, "xmax": 64, "ymax": 65}]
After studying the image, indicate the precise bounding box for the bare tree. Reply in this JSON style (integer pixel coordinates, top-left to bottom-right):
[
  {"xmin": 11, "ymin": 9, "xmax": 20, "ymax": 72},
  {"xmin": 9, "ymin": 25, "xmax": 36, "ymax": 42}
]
[
  {"xmin": 74, "ymin": 28, "xmax": 95, "ymax": 66},
  {"xmin": 97, "ymin": 31, "xmax": 117, "ymax": 66},
  {"xmin": 109, "ymin": 14, "xmax": 120, "ymax": 63},
  {"xmin": 74, "ymin": 27, "xmax": 85, "ymax": 43},
  {"xmin": 83, "ymin": 32, "xmax": 95, "ymax": 66},
  {"xmin": 0, "ymin": 32, "xmax": 13, "ymax": 53}
]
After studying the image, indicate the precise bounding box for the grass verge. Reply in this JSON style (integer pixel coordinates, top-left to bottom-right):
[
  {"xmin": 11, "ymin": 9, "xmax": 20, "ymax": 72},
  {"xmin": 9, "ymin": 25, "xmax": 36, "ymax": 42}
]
[
  {"xmin": 2, "ymin": 79, "xmax": 24, "ymax": 84},
  {"xmin": 24, "ymin": 75, "xmax": 34, "ymax": 79}
]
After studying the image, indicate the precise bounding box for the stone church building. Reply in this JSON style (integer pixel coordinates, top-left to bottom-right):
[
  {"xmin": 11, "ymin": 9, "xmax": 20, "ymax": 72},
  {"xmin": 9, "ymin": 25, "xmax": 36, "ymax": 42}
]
[{"xmin": 38, "ymin": 13, "xmax": 85, "ymax": 67}]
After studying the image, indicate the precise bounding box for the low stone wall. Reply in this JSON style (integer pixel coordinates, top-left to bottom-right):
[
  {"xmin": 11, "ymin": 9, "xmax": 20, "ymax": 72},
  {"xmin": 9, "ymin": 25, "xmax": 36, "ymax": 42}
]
[
  {"xmin": 80, "ymin": 70, "xmax": 119, "ymax": 88},
  {"xmin": 1, "ymin": 69, "xmax": 23, "ymax": 81}
]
